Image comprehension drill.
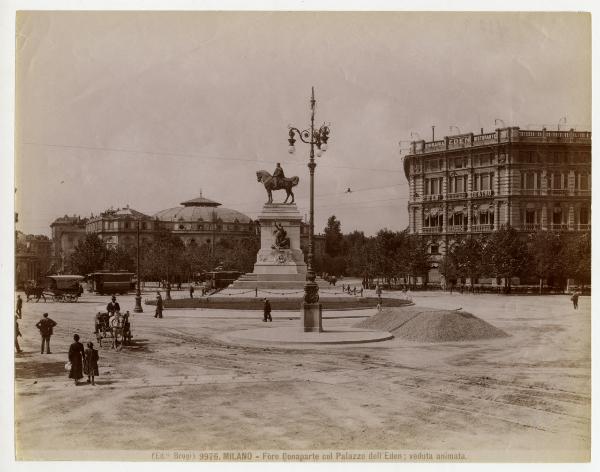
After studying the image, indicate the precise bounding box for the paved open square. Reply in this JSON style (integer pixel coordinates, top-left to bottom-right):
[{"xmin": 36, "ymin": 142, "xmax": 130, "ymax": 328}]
[{"xmin": 14, "ymin": 290, "xmax": 590, "ymax": 461}]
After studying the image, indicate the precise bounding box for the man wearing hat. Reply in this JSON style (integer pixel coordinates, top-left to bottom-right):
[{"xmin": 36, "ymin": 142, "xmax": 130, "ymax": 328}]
[
  {"xmin": 155, "ymin": 291, "xmax": 163, "ymax": 318},
  {"xmin": 106, "ymin": 296, "xmax": 120, "ymax": 316},
  {"xmin": 263, "ymin": 298, "xmax": 272, "ymax": 322},
  {"xmin": 35, "ymin": 312, "xmax": 57, "ymax": 354}
]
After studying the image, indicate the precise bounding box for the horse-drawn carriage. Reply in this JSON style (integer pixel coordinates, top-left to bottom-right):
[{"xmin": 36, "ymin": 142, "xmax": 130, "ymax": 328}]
[
  {"xmin": 44, "ymin": 275, "xmax": 84, "ymax": 302},
  {"xmin": 95, "ymin": 310, "xmax": 133, "ymax": 350}
]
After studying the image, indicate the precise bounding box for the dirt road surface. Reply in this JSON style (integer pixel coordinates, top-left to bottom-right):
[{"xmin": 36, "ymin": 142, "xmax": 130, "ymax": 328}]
[{"xmin": 14, "ymin": 289, "xmax": 590, "ymax": 461}]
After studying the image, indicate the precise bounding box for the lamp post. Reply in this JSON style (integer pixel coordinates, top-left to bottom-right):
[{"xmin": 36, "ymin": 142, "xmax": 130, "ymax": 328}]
[
  {"xmin": 287, "ymin": 87, "xmax": 330, "ymax": 332},
  {"xmin": 134, "ymin": 219, "xmax": 143, "ymax": 312}
]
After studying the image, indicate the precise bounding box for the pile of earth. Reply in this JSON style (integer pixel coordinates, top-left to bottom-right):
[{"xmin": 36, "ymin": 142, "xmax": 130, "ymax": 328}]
[{"xmin": 355, "ymin": 306, "xmax": 509, "ymax": 342}]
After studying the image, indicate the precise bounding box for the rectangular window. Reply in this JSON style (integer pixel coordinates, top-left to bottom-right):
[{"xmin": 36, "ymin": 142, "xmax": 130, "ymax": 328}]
[
  {"xmin": 580, "ymin": 208, "xmax": 589, "ymax": 225},
  {"xmin": 525, "ymin": 173, "xmax": 534, "ymax": 189},
  {"xmin": 456, "ymin": 177, "xmax": 464, "ymax": 193},
  {"xmin": 553, "ymin": 209, "xmax": 562, "ymax": 225},
  {"xmin": 526, "ymin": 210, "xmax": 536, "ymax": 224},
  {"xmin": 481, "ymin": 174, "xmax": 490, "ymax": 191},
  {"xmin": 480, "ymin": 212, "xmax": 489, "ymax": 225},
  {"xmin": 580, "ymin": 174, "xmax": 589, "ymax": 190},
  {"xmin": 432, "ymin": 179, "xmax": 439, "ymax": 195},
  {"xmin": 553, "ymin": 174, "xmax": 562, "ymax": 189}
]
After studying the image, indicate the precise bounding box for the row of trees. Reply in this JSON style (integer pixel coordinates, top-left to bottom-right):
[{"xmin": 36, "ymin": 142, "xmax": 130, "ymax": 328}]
[
  {"xmin": 69, "ymin": 217, "xmax": 590, "ymax": 290},
  {"xmin": 441, "ymin": 228, "xmax": 591, "ymax": 290},
  {"xmin": 318, "ymin": 216, "xmax": 431, "ymax": 285},
  {"xmin": 70, "ymin": 230, "xmax": 259, "ymax": 282},
  {"xmin": 317, "ymin": 216, "xmax": 591, "ymax": 289}
]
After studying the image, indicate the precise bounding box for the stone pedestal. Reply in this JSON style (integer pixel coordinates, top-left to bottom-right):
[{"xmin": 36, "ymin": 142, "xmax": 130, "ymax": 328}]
[
  {"xmin": 302, "ymin": 302, "xmax": 323, "ymax": 332},
  {"xmin": 253, "ymin": 203, "xmax": 306, "ymax": 276},
  {"xmin": 228, "ymin": 203, "xmax": 309, "ymax": 289}
]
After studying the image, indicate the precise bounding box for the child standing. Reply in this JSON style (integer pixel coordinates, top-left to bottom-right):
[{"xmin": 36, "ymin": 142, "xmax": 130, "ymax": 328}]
[{"xmin": 84, "ymin": 342, "xmax": 99, "ymax": 385}]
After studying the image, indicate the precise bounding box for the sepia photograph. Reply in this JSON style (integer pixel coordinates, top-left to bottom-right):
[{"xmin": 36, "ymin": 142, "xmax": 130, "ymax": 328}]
[{"xmin": 2, "ymin": 2, "xmax": 596, "ymax": 466}]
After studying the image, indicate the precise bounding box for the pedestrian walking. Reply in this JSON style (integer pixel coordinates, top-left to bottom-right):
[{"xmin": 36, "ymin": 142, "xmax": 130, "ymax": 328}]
[
  {"xmin": 15, "ymin": 316, "xmax": 23, "ymax": 353},
  {"xmin": 16, "ymin": 294, "xmax": 23, "ymax": 318},
  {"xmin": 353, "ymin": 287, "xmax": 357, "ymax": 295},
  {"xmin": 155, "ymin": 292, "xmax": 163, "ymax": 318},
  {"xmin": 571, "ymin": 291, "xmax": 579, "ymax": 310},
  {"xmin": 35, "ymin": 312, "xmax": 56, "ymax": 354},
  {"xmin": 68, "ymin": 334, "xmax": 85, "ymax": 386},
  {"xmin": 84, "ymin": 342, "xmax": 99, "ymax": 385},
  {"xmin": 263, "ymin": 298, "xmax": 272, "ymax": 322},
  {"xmin": 376, "ymin": 297, "xmax": 382, "ymax": 312},
  {"xmin": 189, "ymin": 284, "xmax": 194, "ymax": 299}
]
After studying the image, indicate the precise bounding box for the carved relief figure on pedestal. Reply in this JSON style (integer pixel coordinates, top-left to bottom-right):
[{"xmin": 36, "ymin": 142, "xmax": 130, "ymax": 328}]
[{"xmin": 271, "ymin": 222, "xmax": 290, "ymax": 250}]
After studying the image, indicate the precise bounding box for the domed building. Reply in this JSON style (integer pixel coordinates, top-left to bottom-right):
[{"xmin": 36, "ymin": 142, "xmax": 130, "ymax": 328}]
[{"xmin": 153, "ymin": 193, "xmax": 256, "ymax": 247}]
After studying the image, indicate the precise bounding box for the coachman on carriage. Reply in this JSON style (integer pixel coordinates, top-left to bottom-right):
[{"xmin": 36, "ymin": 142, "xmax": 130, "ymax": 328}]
[{"xmin": 95, "ymin": 310, "xmax": 133, "ymax": 351}]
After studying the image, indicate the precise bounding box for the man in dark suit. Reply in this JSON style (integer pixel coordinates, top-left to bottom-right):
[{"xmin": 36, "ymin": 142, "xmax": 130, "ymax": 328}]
[
  {"xmin": 35, "ymin": 312, "xmax": 57, "ymax": 354},
  {"xmin": 106, "ymin": 296, "xmax": 120, "ymax": 315},
  {"xmin": 263, "ymin": 298, "xmax": 272, "ymax": 322}
]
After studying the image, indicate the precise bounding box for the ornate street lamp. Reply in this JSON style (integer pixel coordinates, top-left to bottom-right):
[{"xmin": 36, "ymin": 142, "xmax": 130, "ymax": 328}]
[
  {"xmin": 134, "ymin": 218, "xmax": 143, "ymax": 312},
  {"xmin": 288, "ymin": 87, "xmax": 330, "ymax": 332}
]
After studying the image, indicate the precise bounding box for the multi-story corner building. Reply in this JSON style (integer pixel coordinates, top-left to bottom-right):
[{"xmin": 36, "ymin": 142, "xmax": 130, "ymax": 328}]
[
  {"xmin": 50, "ymin": 215, "xmax": 88, "ymax": 272},
  {"xmin": 403, "ymin": 127, "xmax": 591, "ymax": 282}
]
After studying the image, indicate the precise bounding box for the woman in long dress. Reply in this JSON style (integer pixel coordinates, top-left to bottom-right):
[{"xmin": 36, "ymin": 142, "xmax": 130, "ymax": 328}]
[
  {"xmin": 68, "ymin": 334, "xmax": 85, "ymax": 385},
  {"xmin": 83, "ymin": 342, "xmax": 99, "ymax": 385}
]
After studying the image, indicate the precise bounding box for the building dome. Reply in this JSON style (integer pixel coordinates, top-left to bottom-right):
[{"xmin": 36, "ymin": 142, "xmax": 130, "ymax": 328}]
[{"xmin": 153, "ymin": 193, "xmax": 252, "ymax": 224}]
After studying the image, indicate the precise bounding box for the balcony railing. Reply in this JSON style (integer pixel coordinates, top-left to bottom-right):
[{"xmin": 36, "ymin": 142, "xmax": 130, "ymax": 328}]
[
  {"xmin": 446, "ymin": 192, "xmax": 467, "ymax": 200},
  {"xmin": 521, "ymin": 223, "xmax": 541, "ymax": 231},
  {"xmin": 422, "ymin": 226, "xmax": 443, "ymax": 234},
  {"xmin": 548, "ymin": 223, "xmax": 569, "ymax": 231},
  {"xmin": 446, "ymin": 225, "xmax": 466, "ymax": 233},
  {"xmin": 548, "ymin": 189, "xmax": 569, "ymax": 196},
  {"xmin": 519, "ymin": 189, "xmax": 542, "ymax": 196},
  {"xmin": 471, "ymin": 224, "xmax": 494, "ymax": 232},
  {"xmin": 574, "ymin": 224, "xmax": 591, "ymax": 231},
  {"xmin": 470, "ymin": 190, "xmax": 494, "ymax": 198},
  {"xmin": 423, "ymin": 194, "xmax": 444, "ymax": 202},
  {"xmin": 574, "ymin": 189, "xmax": 591, "ymax": 196}
]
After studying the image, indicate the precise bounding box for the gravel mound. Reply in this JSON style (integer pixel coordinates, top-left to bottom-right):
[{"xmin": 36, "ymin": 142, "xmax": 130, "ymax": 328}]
[{"xmin": 355, "ymin": 306, "xmax": 508, "ymax": 342}]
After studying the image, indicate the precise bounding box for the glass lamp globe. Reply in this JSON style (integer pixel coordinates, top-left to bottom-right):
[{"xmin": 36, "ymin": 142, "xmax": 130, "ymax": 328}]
[
  {"xmin": 288, "ymin": 145, "xmax": 295, "ymax": 154},
  {"xmin": 316, "ymin": 148, "xmax": 323, "ymax": 157},
  {"xmin": 320, "ymin": 143, "xmax": 328, "ymax": 152}
]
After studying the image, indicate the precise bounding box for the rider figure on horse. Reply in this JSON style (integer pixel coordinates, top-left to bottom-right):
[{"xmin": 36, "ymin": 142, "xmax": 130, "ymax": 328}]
[{"xmin": 273, "ymin": 163, "xmax": 285, "ymax": 188}]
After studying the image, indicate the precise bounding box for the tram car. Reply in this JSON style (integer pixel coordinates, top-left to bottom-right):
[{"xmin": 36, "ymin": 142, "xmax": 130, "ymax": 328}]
[{"xmin": 87, "ymin": 271, "xmax": 135, "ymax": 295}]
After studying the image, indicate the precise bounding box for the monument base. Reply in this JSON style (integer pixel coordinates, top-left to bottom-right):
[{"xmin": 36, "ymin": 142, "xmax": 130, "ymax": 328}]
[{"xmin": 302, "ymin": 302, "xmax": 323, "ymax": 332}]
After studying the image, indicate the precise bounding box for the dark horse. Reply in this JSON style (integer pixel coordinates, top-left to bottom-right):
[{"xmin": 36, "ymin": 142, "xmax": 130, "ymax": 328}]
[
  {"xmin": 256, "ymin": 170, "xmax": 299, "ymax": 204},
  {"xmin": 24, "ymin": 285, "xmax": 46, "ymax": 302}
]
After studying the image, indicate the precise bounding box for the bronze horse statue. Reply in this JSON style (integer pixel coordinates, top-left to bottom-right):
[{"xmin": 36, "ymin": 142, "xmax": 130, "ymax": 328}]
[{"xmin": 256, "ymin": 170, "xmax": 299, "ymax": 204}]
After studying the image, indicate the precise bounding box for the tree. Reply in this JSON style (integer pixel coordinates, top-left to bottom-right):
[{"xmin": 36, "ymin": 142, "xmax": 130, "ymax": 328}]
[
  {"xmin": 142, "ymin": 229, "xmax": 186, "ymax": 283},
  {"xmin": 527, "ymin": 231, "xmax": 567, "ymax": 291},
  {"xmin": 485, "ymin": 226, "xmax": 529, "ymax": 291},
  {"xmin": 449, "ymin": 236, "xmax": 485, "ymax": 286},
  {"xmin": 215, "ymin": 237, "xmax": 260, "ymax": 273},
  {"xmin": 70, "ymin": 234, "xmax": 107, "ymax": 275},
  {"xmin": 406, "ymin": 235, "xmax": 431, "ymax": 286},
  {"xmin": 324, "ymin": 215, "xmax": 345, "ymax": 257},
  {"xmin": 105, "ymin": 245, "xmax": 135, "ymax": 272},
  {"xmin": 563, "ymin": 231, "xmax": 591, "ymax": 288}
]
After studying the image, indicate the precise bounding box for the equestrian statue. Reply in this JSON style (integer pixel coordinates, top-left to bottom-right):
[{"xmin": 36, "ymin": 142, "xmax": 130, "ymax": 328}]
[{"xmin": 256, "ymin": 163, "xmax": 299, "ymax": 204}]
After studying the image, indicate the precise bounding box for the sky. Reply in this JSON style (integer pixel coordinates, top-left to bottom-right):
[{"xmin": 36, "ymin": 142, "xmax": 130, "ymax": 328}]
[{"xmin": 14, "ymin": 11, "xmax": 591, "ymax": 237}]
